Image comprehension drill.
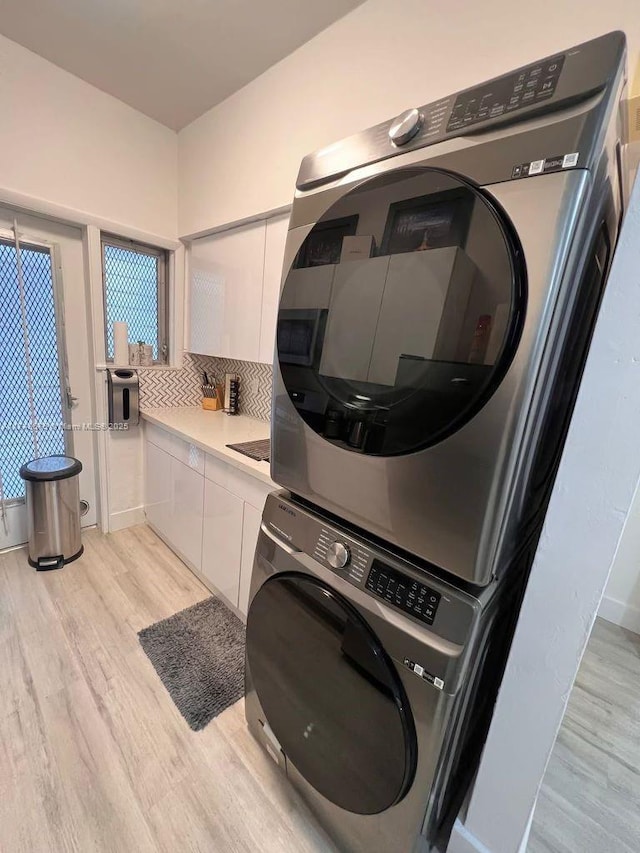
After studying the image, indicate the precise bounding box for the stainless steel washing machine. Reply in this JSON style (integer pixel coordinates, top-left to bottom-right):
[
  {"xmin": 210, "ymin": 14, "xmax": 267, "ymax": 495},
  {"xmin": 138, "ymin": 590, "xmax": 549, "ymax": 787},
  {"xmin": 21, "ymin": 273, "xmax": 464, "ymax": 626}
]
[
  {"xmin": 271, "ymin": 30, "xmax": 627, "ymax": 587},
  {"xmin": 245, "ymin": 492, "xmax": 510, "ymax": 853}
]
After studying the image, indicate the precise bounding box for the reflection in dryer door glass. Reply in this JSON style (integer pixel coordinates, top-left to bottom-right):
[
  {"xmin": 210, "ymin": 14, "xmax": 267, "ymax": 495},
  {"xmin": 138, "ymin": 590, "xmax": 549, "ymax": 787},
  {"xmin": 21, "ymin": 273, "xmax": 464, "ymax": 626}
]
[{"xmin": 277, "ymin": 167, "xmax": 524, "ymax": 456}]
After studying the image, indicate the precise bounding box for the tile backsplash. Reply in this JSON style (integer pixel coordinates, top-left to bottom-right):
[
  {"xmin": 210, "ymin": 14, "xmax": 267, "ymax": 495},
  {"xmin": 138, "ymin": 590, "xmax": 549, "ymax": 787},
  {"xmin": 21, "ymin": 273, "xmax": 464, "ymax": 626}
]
[{"xmin": 138, "ymin": 353, "xmax": 273, "ymax": 421}]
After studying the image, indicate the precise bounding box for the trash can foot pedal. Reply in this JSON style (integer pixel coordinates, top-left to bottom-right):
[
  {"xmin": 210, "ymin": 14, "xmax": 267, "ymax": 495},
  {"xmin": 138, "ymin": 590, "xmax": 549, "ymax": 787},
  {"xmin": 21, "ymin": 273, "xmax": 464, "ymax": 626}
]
[{"xmin": 34, "ymin": 555, "xmax": 64, "ymax": 571}]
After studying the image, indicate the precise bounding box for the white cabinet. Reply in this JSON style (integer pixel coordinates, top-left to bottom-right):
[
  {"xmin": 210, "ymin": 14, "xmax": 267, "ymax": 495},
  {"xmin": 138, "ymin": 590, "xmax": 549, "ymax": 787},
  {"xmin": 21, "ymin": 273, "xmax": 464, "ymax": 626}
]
[
  {"xmin": 279, "ymin": 264, "xmax": 336, "ymax": 310},
  {"xmin": 201, "ymin": 480, "xmax": 244, "ymax": 606},
  {"xmin": 145, "ymin": 430, "xmax": 204, "ymax": 570},
  {"xmin": 368, "ymin": 248, "xmax": 475, "ymax": 385},
  {"xmin": 144, "ymin": 441, "xmax": 172, "ymax": 537},
  {"xmin": 188, "ymin": 213, "xmax": 290, "ymax": 365},
  {"xmin": 171, "ymin": 459, "xmax": 204, "ymax": 570},
  {"xmin": 320, "ymin": 257, "xmax": 390, "ymax": 382},
  {"xmin": 239, "ymin": 502, "xmax": 261, "ymax": 616},
  {"xmin": 318, "ymin": 247, "xmax": 477, "ymax": 387},
  {"xmin": 259, "ymin": 213, "xmax": 290, "ymax": 364},
  {"xmin": 143, "ymin": 422, "xmax": 274, "ymax": 617},
  {"xmin": 189, "ymin": 220, "xmax": 266, "ymax": 361}
]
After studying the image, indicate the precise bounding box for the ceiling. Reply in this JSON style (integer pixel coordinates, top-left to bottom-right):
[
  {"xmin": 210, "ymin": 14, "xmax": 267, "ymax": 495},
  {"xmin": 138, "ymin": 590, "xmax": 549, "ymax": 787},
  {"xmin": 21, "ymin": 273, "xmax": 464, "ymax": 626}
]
[{"xmin": 0, "ymin": 0, "xmax": 364, "ymax": 130}]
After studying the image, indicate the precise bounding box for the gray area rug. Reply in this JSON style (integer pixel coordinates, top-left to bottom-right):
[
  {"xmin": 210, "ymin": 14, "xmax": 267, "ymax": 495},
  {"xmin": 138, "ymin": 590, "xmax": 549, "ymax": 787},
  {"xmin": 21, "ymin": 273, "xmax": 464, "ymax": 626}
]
[{"xmin": 139, "ymin": 596, "xmax": 245, "ymax": 731}]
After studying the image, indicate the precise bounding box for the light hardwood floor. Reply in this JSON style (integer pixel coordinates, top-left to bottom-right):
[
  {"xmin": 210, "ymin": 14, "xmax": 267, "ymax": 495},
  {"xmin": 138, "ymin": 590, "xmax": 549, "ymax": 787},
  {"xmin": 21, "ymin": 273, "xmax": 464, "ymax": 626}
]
[
  {"xmin": 528, "ymin": 617, "xmax": 640, "ymax": 853},
  {"xmin": 0, "ymin": 525, "xmax": 336, "ymax": 853},
  {"xmin": 0, "ymin": 524, "xmax": 636, "ymax": 853}
]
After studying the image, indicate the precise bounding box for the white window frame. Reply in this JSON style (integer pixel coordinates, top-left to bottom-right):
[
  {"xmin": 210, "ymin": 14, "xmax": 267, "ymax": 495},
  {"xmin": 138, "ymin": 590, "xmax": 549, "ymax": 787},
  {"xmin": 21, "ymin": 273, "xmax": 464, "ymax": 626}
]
[{"xmin": 101, "ymin": 233, "xmax": 169, "ymax": 364}]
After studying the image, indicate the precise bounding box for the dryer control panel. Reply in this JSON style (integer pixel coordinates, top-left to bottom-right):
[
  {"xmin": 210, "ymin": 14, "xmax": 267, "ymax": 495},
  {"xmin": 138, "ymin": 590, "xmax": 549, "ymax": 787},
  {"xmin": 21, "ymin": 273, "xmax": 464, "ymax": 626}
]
[
  {"xmin": 296, "ymin": 30, "xmax": 624, "ymax": 190},
  {"xmin": 446, "ymin": 55, "xmax": 565, "ymax": 131}
]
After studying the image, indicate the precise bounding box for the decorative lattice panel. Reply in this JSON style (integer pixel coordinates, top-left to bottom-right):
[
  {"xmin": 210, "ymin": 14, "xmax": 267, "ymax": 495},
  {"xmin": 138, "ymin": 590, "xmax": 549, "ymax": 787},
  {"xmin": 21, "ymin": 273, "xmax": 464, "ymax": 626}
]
[
  {"xmin": 104, "ymin": 244, "xmax": 160, "ymax": 359},
  {"xmin": 0, "ymin": 242, "xmax": 65, "ymax": 500}
]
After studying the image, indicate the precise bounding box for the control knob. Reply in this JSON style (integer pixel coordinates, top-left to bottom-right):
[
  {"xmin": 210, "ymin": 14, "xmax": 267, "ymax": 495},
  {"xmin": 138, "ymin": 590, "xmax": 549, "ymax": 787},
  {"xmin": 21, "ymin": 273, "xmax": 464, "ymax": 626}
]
[
  {"xmin": 388, "ymin": 108, "xmax": 424, "ymax": 145},
  {"xmin": 326, "ymin": 541, "xmax": 351, "ymax": 569}
]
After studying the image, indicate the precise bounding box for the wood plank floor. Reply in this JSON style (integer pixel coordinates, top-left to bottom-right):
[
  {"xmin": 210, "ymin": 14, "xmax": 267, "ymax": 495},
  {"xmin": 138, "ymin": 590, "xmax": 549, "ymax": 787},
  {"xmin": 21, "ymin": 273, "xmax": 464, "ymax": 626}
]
[
  {"xmin": 0, "ymin": 525, "xmax": 336, "ymax": 853},
  {"xmin": 0, "ymin": 524, "xmax": 636, "ymax": 852},
  {"xmin": 528, "ymin": 617, "xmax": 640, "ymax": 853}
]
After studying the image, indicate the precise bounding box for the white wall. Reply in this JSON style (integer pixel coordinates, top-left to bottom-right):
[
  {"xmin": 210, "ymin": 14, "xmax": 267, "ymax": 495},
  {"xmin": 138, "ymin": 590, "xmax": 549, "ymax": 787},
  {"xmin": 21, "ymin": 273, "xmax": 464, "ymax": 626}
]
[
  {"xmin": 0, "ymin": 34, "xmax": 177, "ymax": 240},
  {"xmin": 0, "ymin": 34, "xmax": 180, "ymax": 535},
  {"xmin": 600, "ymin": 482, "xmax": 640, "ymax": 632},
  {"xmin": 178, "ymin": 0, "xmax": 640, "ymax": 237}
]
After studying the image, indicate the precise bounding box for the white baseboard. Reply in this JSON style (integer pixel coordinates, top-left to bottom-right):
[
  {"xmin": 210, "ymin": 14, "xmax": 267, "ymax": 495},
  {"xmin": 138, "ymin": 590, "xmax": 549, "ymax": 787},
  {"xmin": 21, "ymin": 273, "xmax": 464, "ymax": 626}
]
[
  {"xmin": 447, "ymin": 803, "xmax": 534, "ymax": 853},
  {"xmin": 447, "ymin": 821, "xmax": 492, "ymax": 853},
  {"xmin": 598, "ymin": 594, "xmax": 640, "ymax": 634},
  {"xmin": 109, "ymin": 505, "xmax": 145, "ymax": 532}
]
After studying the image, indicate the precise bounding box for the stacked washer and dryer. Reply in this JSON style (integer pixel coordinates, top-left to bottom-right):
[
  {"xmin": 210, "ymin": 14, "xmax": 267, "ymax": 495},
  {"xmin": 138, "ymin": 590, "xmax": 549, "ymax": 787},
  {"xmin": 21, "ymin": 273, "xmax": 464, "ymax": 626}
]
[{"xmin": 244, "ymin": 31, "xmax": 627, "ymax": 853}]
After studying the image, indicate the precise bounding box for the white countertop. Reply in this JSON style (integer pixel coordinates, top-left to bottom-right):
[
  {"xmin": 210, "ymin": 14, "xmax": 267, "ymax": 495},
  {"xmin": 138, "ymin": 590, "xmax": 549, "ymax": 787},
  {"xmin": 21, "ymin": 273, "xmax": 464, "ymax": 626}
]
[{"xmin": 141, "ymin": 406, "xmax": 276, "ymax": 486}]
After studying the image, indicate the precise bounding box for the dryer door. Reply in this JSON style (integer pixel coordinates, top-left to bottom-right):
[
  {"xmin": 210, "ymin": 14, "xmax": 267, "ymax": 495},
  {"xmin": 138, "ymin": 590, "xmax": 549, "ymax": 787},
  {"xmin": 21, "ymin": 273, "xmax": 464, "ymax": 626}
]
[
  {"xmin": 246, "ymin": 572, "xmax": 418, "ymax": 815},
  {"xmin": 277, "ymin": 167, "xmax": 525, "ymax": 455}
]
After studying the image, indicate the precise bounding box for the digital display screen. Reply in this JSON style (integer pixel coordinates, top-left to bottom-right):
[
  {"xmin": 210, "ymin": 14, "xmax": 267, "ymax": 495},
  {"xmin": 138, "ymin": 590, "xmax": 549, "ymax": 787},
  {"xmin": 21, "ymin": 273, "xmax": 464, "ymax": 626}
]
[
  {"xmin": 447, "ymin": 54, "xmax": 565, "ymax": 132},
  {"xmin": 366, "ymin": 560, "xmax": 441, "ymax": 625}
]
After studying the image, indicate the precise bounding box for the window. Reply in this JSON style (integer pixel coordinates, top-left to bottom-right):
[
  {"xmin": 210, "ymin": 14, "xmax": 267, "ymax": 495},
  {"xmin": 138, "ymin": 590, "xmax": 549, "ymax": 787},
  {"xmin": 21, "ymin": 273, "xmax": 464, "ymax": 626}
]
[{"xmin": 102, "ymin": 235, "xmax": 169, "ymax": 363}]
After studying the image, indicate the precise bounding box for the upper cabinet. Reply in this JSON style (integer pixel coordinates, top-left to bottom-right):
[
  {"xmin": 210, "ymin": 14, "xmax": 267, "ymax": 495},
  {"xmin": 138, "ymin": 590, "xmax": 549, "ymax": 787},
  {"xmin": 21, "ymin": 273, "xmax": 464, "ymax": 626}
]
[
  {"xmin": 259, "ymin": 213, "xmax": 290, "ymax": 365},
  {"xmin": 189, "ymin": 213, "xmax": 290, "ymax": 365}
]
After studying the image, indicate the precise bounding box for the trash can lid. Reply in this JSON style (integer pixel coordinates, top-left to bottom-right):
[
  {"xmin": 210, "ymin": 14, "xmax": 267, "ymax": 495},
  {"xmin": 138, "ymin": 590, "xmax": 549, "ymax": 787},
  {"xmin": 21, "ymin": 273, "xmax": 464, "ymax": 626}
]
[{"xmin": 19, "ymin": 455, "xmax": 83, "ymax": 482}]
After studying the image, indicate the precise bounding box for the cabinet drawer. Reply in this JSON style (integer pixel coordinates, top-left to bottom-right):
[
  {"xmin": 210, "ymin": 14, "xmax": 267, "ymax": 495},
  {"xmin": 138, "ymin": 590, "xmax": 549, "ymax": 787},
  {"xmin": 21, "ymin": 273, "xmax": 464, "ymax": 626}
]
[
  {"xmin": 145, "ymin": 422, "xmax": 174, "ymax": 455},
  {"xmin": 205, "ymin": 452, "xmax": 273, "ymax": 509},
  {"xmin": 170, "ymin": 435, "xmax": 205, "ymax": 474}
]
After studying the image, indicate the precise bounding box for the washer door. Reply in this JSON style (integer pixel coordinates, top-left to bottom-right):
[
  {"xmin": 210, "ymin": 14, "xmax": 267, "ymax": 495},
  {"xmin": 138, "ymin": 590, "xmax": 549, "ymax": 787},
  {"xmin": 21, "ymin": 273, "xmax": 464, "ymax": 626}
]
[
  {"xmin": 246, "ymin": 572, "xmax": 417, "ymax": 815},
  {"xmin": 277, "ymin": 167, "xmax": 525, "ymax": 455}
]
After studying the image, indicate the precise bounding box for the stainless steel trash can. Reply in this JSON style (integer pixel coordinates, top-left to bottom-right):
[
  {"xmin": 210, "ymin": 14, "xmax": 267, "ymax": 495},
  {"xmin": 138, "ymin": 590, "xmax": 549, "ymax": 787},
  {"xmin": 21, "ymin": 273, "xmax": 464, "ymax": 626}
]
[{"xmin": 19, "ymin": 455, "xmax": 83, "ymax": 570}]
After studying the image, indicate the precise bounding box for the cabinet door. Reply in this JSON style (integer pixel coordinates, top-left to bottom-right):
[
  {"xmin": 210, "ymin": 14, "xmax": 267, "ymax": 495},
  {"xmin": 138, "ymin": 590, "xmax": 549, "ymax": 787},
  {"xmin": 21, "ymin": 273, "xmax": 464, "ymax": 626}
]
[
  {"xmin": 239, "ymin": 502, "xmax": 261, "ymax": 616},
  {"xmin": 319, "ymin": 256, "xmax": 390, "ymax": 382},
  {"xmin": 189, "ymin": 220, "xmax": 266, "ymax": 361},
  {"xmin": 259, "ymin": 213, "xmax": 290, "ymax": 364},
  {"xmin": 144, "ymin": 440, "xmax": 172, "ymax": 540},
  {"xmin": 202, "ymin": 479, "xmax": 244, "ymax": 607},
  {"xmin": 171, "ymin": 458, "xmax": 204, "ymax": 570},
  {"xmin": 368, "ymin": 248, "xmax": 472, "ymax": 385}
]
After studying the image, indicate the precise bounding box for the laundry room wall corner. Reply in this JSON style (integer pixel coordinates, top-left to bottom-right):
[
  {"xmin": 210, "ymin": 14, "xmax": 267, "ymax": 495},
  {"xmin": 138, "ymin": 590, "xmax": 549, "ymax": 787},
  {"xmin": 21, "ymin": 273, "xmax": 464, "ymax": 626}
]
[{"xmin": 447, "ymin": 172, "xmax": 640, "ymax": 853}]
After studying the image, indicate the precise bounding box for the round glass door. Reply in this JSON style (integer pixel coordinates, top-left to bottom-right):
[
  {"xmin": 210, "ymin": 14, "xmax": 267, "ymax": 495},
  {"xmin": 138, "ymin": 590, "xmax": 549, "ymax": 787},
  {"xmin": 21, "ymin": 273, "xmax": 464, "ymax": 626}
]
[
  {"xmin": 246, "ymin": 573, "xmax": 417, "ymax": 815},
  {"xmin": 277, "ymin": 168, "xmax": 525, "ymax": 455}
]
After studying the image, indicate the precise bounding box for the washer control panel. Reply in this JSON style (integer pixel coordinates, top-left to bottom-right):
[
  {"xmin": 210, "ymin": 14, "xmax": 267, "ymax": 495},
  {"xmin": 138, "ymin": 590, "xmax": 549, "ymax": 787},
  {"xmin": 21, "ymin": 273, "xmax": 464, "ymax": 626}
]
[
  {"xmin": 314, "ymin": 527, "xmax": 371, "ymax": 586},
  {"xmin": 366, "ymin": 560, "xmax": 441, "ymax": 625},
  {"xmin": 326, "ymin": 541, "xmax": 350, "ymax": 569}
]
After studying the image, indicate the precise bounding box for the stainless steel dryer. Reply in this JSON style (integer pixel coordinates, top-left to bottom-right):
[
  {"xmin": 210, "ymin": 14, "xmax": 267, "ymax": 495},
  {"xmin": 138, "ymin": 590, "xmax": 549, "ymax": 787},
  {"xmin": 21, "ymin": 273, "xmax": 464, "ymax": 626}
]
[
  {"xmin": 271, "ymin": 31, "xmax": 627, "ymax": 587},
  {"xmin": 245, "ymin": 492, "xmax": 510, "ymax": 853}
]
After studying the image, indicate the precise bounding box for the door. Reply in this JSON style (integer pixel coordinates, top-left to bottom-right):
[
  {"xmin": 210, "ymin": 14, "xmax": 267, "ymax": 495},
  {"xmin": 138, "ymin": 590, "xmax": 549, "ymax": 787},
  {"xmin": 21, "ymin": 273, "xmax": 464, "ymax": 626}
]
[
  {"xmin": 276, "ymin": 168, "xmax": 524, "ymax": 456},
  {"xmin": 246, "ymin": 572, "xmax": 417, "ymax": 815},
  {"xmin": 0, "ymin": 210, "xmax": 97, "ymax": 549},
  {"xmin": 201, "ymin": 479, "xmax": 243, "ymax": 605}
]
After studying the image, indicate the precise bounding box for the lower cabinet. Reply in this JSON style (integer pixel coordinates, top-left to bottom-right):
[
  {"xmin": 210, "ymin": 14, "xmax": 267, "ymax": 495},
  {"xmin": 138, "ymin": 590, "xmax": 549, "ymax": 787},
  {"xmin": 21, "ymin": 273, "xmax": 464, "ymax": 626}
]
[
  {"xmin": 171, "ymin": 458, "xmax": 204, "ymax": 571},
  {"xmin": 144, "ymin": 426, "xmax": 273, "ymax": 617},
  {"xmin": 144, "ymin": 441, "xmax": 172, "ymax": 537},
  {"xmin": 201, "ymin": 480, "xmax": 244, "ymax": 606},
  {"xmin": 239, "ymin": 503, "xmax": 261, "ymax": 616},
  {"xmin": 144, "ymin": 439, "xmax": 204, "ymax": 571}
]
